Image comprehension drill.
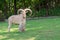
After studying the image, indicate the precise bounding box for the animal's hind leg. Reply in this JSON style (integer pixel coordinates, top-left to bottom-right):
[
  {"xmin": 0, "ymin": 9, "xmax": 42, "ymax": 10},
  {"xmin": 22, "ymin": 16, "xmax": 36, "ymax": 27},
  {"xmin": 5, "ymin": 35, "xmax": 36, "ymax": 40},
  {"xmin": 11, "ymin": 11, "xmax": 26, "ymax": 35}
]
[{"xmin": 8, "ymin": 21, "xmax": 12, "ymax": 32}]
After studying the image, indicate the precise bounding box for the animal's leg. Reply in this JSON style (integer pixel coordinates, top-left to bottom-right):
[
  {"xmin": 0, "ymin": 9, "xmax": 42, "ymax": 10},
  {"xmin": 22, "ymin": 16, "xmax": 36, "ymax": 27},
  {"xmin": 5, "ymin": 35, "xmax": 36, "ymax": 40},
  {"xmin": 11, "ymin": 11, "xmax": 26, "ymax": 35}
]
[
  {"xmin": 8, "ymin": 21, "xmax": 12, "ymax": 32},
  {"xmin": 22, "ymin": 23, "xmax": 26, "ymax": 31},
  {"xmin": 23, "ymin": 20, "xmax": 26, "ymax": 31},
  {"xmin": 19, "ymin": 22, "xmax": 22, "ymax": 32},
  {"xmin": 21, "ymin": 20, "xmax": 26, "ymax": 32},
  {"xmin": 19, "ymin": 22, "xmax": 25, "ymax": 32}
]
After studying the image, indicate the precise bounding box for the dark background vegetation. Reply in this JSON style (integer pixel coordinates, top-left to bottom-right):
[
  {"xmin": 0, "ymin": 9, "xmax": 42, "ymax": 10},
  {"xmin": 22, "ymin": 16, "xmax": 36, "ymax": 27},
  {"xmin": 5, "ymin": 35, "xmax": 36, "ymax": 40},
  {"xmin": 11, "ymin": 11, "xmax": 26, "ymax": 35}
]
[{"xmin": 0, "ymin": 0, "xmax": 60, "ymax": 21}]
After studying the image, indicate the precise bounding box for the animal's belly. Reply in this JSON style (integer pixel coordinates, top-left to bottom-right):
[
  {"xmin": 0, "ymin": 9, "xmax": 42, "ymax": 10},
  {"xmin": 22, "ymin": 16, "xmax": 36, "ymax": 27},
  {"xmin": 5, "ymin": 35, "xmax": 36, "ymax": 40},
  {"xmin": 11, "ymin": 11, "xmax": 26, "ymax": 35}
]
[
  {"xmin": 12, "ymin": 19, "xmax": 21, "ymax": 24},
  {"xmin": 13, "ymin": 22, "xmax": 20, "ymax": 24}
]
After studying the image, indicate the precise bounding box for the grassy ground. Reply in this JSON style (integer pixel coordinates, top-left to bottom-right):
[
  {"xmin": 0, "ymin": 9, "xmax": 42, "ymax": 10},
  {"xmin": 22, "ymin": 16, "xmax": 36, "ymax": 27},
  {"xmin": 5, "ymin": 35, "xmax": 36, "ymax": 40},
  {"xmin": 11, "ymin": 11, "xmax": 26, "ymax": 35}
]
[{"xmin": 0, "ymin": 17, "xmax": 60, "ymax": 40}]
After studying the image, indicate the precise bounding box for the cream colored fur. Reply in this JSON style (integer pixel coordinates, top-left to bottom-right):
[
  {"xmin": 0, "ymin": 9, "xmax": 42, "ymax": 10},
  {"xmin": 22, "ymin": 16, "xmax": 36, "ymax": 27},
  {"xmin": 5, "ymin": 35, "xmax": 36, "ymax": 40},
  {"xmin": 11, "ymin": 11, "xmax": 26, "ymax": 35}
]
[{"xmin": 8, "ymin": 8, "xmax": 32, "ymax": 32}]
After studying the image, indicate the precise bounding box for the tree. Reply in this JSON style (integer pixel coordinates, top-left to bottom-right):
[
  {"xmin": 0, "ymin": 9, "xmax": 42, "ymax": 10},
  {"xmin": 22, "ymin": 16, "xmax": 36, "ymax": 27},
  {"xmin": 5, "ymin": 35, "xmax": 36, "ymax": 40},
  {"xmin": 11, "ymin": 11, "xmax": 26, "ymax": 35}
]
[
  {"xmin": 4, "ymin": 0, "xmax": 8, "ymax": 18},
  {"xmin": 14, "ymin": 0, "xmax": 17, "ymax": 14}
]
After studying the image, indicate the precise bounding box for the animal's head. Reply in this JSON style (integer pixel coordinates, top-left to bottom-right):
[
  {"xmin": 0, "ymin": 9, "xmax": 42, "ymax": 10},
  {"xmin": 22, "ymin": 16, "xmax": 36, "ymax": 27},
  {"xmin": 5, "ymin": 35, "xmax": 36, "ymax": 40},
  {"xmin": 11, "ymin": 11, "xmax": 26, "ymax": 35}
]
[{"xmin": 17, "ymin": 8, "xmax": 32, "ymax": 18}]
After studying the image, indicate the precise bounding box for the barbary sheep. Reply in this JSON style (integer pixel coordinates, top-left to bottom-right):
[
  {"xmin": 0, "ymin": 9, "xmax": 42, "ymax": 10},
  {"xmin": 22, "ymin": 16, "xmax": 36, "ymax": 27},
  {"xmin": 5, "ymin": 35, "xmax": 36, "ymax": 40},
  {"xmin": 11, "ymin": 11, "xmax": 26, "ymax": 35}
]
[{"xmin": 8, "ymin": 8, "xmax": 32, "ymax": 32}]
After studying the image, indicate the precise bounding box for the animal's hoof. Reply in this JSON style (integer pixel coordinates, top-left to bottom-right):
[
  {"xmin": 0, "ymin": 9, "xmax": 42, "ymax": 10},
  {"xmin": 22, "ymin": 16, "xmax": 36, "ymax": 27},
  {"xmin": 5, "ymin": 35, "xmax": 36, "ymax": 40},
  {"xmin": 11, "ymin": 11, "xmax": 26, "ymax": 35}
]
[{"xmin": 19, "ymin": 29, "xmax": 25, "ymax": 32}]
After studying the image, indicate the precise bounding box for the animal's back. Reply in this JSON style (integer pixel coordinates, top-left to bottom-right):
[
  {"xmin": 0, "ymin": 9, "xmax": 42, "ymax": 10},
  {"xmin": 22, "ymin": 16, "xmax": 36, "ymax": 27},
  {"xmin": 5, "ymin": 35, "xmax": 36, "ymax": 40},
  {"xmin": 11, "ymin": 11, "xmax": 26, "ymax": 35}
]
[{"xmin": 8, "ymin": 15, "xmax": 23, "ymax": 24}]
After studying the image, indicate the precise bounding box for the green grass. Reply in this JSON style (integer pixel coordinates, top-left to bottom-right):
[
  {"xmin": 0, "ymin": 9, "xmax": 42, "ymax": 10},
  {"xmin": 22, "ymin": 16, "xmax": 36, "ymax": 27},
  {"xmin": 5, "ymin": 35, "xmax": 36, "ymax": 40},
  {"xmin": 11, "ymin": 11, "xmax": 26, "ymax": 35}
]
[{"xmin": 0, "ymin": 17, "xmax": 60, "ymax": 40}]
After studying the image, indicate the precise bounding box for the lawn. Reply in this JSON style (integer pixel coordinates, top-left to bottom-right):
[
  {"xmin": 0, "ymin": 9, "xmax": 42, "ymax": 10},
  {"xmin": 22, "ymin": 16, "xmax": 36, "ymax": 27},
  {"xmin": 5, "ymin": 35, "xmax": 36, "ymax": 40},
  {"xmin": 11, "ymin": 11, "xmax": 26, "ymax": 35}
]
[{"xmin": 0, "ymin": 17, "xmax": 60, "ymax": 40}]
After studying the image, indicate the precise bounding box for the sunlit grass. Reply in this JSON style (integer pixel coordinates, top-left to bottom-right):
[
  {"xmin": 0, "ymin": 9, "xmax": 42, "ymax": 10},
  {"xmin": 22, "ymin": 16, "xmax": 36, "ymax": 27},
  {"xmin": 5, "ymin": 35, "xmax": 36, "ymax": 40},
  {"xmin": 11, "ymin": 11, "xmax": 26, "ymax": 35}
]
[{"xmin": 0, "ymin": 17, "xmax": 60, "ymax": 40}]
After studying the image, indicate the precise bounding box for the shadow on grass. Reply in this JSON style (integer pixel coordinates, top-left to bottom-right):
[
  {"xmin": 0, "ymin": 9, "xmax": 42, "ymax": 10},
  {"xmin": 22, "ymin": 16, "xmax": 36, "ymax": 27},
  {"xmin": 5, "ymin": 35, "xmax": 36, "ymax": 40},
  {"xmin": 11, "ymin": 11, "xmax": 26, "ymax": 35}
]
[
  {"xmin": 0, "ymin": 29, "xmax": 40, "ymax": 40},
  {"xmin": 0, "ymin": 27, "xmax": 56, "ymax": 40},
  {"xmin": 0, "ymin": 27, "xmax": 59, "ymax": 40}
]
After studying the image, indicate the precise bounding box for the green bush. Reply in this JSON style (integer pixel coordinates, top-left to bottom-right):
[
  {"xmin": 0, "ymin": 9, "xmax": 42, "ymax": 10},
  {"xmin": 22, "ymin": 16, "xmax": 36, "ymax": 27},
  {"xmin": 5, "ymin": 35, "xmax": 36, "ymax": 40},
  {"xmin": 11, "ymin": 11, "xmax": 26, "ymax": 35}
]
[{"xmin": 0, "ymin": 10, "xmax": 5, "ymax": 21}]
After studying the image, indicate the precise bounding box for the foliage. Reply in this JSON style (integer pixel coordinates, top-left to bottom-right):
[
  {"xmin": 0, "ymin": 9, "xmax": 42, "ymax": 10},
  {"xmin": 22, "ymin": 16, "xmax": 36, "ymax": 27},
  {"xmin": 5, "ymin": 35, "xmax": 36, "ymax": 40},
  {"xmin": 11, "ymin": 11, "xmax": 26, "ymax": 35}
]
[
  {"xmin": 0, "ymin": 10, "xmax": 5, "ymax": 21},
  {"xmin": 0, "ymin": 0, "xmax": 60, "ymax": 19}
]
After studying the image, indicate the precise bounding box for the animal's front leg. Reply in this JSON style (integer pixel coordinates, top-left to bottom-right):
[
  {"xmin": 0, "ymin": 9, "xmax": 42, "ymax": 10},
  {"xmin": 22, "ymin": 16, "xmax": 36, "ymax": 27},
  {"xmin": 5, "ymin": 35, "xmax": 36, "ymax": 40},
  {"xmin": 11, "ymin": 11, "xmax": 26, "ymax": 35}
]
[
  {"xmin": 22, "ymin": 22, "xmax": 26, "ymax": 31},
  {"xmin": 19, "ymin": 22, "xmax": 23, "ymax": 32},
  {"xmin": 19, "ymin": 22, "xmax": 25, "ymax": 32}
]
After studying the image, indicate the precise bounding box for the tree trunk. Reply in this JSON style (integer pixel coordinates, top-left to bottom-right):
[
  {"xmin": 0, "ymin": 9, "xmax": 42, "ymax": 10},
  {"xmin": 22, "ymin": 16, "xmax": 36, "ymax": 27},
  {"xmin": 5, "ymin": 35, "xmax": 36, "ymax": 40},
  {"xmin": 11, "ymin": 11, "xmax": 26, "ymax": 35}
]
[
  {"xmin": 14, "ymin": 0, "xmax": 17, "ymax": 15},
  {"xmin": 45, "ymin": 0, "xmax": 49, "ymax": 16},
  {"xmin": 4, "ymin": 0, "xmax": 8, "ymax": 19}
]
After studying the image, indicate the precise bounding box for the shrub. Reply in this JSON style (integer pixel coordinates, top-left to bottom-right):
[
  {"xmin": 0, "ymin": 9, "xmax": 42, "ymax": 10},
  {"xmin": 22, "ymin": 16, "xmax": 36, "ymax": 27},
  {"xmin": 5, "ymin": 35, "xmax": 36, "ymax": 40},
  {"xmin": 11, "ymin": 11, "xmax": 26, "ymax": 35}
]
[{"xmin": 0, "ymin": 10, "xmax": 5, "ymax": 21}]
